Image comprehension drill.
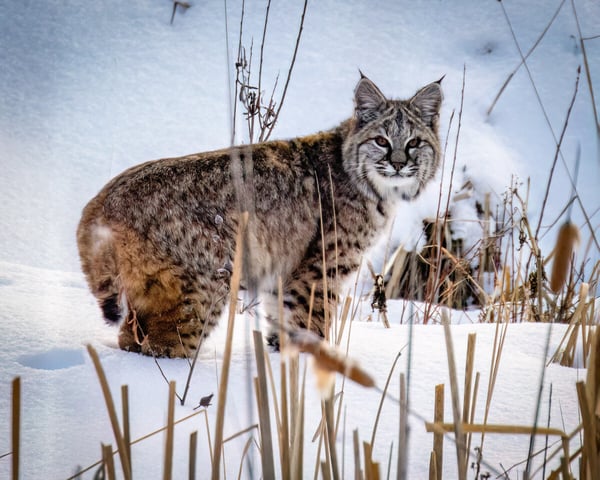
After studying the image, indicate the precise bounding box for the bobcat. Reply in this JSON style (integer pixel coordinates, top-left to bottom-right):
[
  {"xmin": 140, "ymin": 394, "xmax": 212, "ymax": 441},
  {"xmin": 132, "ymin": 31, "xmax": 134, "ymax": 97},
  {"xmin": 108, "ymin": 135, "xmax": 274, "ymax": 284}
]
[{"xmin": 77, "ymin": 75, "xmax": 442, "ymax": 357}]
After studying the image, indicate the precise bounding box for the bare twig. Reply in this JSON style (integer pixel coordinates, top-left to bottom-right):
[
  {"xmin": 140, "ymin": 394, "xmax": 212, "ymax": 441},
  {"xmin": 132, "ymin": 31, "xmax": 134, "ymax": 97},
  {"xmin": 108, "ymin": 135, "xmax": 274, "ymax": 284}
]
[
  {"xmin": 11, "ymin": 377, "xmax": 20, "ymax": 480},
  {"xmin": 370, "ymin": 348, "xmax": 406, "ymax": 449},
  {"xmin": 534, "ymin": 67, "xmax": 581, "ymax": 241},
  {"xmin": 170, "ymin": 1, "xmax": 191, "ymax": 26},
  {"xmin": 257, "ymin": 0, "xmax": 272, "ymax": 135},
  {"xmin": 262, "ymin": 0, "xmax": 308, "ymax": 142},
  {"xmin": 487, "ymin": 0, "xmax": 566, "ymax": 116}
]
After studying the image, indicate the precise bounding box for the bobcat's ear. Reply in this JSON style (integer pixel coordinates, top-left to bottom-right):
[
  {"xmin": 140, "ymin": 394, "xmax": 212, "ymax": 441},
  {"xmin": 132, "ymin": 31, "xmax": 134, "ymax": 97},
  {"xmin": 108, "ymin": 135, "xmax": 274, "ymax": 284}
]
[
  {"xmin": 410, "ymin": 81, "xmax": 443, "ymax": 130},
  {"xmin": 354, "ymin": 76, "xmax": 387, "ymax": 126}
]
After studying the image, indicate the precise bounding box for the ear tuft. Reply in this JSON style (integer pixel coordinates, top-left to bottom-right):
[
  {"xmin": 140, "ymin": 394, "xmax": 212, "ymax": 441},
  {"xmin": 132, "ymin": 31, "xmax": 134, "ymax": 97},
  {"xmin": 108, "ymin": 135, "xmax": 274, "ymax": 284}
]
[
  {"xmin": 410, "ymin": 81, "xmax": 443, "ymax": 129},
  {"xmin": 354, "ymin": 76, "xmax": 387, "ymax": 126}
]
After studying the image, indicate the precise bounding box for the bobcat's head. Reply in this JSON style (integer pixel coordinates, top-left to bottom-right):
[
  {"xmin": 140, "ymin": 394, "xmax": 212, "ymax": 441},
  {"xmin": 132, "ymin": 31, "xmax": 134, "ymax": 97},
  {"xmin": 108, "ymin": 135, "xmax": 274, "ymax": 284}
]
[{"xmin": 343, "ymin": 75, "xmax": 443, "ymax": 201}]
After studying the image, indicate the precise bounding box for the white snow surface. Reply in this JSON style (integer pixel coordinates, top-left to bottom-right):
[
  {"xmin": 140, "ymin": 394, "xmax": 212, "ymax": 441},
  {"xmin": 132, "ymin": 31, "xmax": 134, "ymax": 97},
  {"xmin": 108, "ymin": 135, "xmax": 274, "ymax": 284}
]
[{"xmin": 0, "ymin": 0, "xmax": 598, "ymax": 479}]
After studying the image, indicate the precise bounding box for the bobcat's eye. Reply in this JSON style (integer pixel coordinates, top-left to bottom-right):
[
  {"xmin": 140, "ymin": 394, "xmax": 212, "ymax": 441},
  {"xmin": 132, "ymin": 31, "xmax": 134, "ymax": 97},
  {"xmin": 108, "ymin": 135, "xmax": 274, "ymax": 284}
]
[
  {"xmin": 373, "ymin": 136, "xmax": 390, "ymax": 148},
  {"xmin": 406, "ymin": 137, "xmax": 420, "ymax": 149}
]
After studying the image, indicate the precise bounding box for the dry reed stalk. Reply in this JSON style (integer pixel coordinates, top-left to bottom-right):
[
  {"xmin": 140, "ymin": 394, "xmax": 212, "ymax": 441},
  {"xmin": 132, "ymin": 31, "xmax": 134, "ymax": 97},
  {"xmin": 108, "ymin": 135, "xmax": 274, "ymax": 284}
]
[
  {"xmin": 327, "ymin": 166, "xmax": 341, "ymax": 343},
  {"xmin": 252, "ymin": 330, "xmax": 276, "ymax": 479},
  {"xmin": 121, "ymin": 385, "xmax": 132, "ymax": 466},
  {"xmin": 396, "ymin": 373, "xmax": 408, "ymax": 480},
  {"xmin": 102, "ymin": 443, "xmax": 116, "ymax": 480},
  {"xmin": 549, "ymin": 282, "xmax": 590, "ymax": 366},
  {"xmin": 234, "ymin": 436, "xmax": 258, "ymax": 480},
  {"xmin": 335, "ymin": 296, "xmax": 352, "ymax": 346},
  {"xmin": 560, "ymin": 456, "xmax": 572, "ymax": 480},
  {"xmin": 467, "ymin": 371, "xmax": 480, "ymax": 474},
  {"xmin": 163, "ymin": 380, "xmax": 176, "ymax": 480},
  {"xmin": 333, "ymin": 294, "xmax": 359, "ymax": 442},
  {"xmin": 222, "ymin": 424, "xmax": 259, "ymax": 445},
  {"xmin": 189, "ymin": 431, "xmax": 198, "ymax": 480},
  {"xmin": 11, "ymin": 377, "xmax": 20, "ymax": 480},
  {"xmin": 547, "ymin": 449, "xmax": 580, "ymax": 479},
  {"xmin": 311, "ymin": 396, "xmax": 326, "ymax": 478},
  {"xmin": 428, "ymin": 451, "xmax": 437, "ymax": 480},
  {"xmin": 319, "ymin": 401, "xmax": 333, "ymax": 479},
  {"xmin": 86, "ymin": 345, "xmax": 132, "ymax": 480},
  {"xmin": 582, "ymin": 326, "xmax": 599, "ymax": 477},
  {"xmin": 584, "ymin": 325, "xmax": 599, "ymax": 416},
  {"xmin": 441, "ymin": 309, "xmax": 467, "ymax": 480},
  {"xmin": 425, "ymin": 422, "xmax": 568, "ymax": 438},
  {"xmin": 432, "ymin": 384, "xmax": 444, "ymax": 480},
  {"xmin": 289, "ymin": 352, "xmax": 299, "ymax": 443},
  {"xmin": 575, "ymin": 381, "xmax": 598, "ymax": 478},
  {"xmin": 324, "ymin": 390, "xmax": 341, "ymax": 480},
  {"xmin": 384, "ymin": 246, "xmax": 409, "ymax": 300},
  {"xmin": 280, "ymin": 364, "xmax": 290, "ymax": 480},
  {"xmin": 316, "ymin": 178, "xmax": 331, "ymax": 341},
  {"xmin": 263, "ymin": 340, "xmax": 281, "ymax": 407},
  {"xmin": 363, "ymin": 442, "xmax": 372, "ymax": 480},
  {"xmin": 461, "ymin": 333, "xmax": 476, "ymax": 473},
  {"xmin": 290, "ymin": 361, "xmax": 307, "ymax": 480},
  {"xmin": 550, "ymin": 221, "xmax": 581, "ymax": 293},
  {"xmin": 211, "ymin": 211, "xmax": 248, "ymax": 480},
  {"xmin": 353, "ymin": 429, "xmax": 363, "ymax": 480},
  {"xmin": 478, "ymin": 301, "xmax": 509, "ymax": 457},
  {"xmin": 277, "ymin": 278, "xmax": 291, "ymax": 480},
  {"xmin": 321, "ymin": 461, "xmax": 332, "ymax": 480}
]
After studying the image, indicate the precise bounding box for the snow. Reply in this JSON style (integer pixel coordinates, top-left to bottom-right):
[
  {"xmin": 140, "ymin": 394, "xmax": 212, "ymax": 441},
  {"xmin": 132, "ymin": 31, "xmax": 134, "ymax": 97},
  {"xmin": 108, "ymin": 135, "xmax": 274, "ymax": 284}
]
[{"xmin": 0, "ymin": 0, "xmax": 598, "ymax": 478}]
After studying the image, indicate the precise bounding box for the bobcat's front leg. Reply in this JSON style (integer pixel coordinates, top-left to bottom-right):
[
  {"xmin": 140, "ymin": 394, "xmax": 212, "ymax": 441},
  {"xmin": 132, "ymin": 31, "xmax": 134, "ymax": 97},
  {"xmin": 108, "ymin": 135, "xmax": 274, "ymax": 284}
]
[{"xmin": 265, "ymin": 258, "xmax": 343, "ymax": 349}]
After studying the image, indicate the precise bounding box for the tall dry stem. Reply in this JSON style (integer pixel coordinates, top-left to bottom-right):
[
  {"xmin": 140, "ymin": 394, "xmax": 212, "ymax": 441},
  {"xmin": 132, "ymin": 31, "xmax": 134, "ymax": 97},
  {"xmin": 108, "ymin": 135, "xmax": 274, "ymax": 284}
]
[{"xmin": 211, "ymin": 212, "xmax": 249, "ymax": 480}]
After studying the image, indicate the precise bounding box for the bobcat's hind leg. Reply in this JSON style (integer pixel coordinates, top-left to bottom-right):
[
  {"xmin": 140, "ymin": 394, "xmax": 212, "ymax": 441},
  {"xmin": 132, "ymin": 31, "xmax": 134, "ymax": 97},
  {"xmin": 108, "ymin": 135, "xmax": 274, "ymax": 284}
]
[
  {"xmin": 117, "ymin": 264, "xmax": 230, "ymax": 358},
  {"xmin": 113, "ymin": 231, "xmax": 229, "ymax": 357}
]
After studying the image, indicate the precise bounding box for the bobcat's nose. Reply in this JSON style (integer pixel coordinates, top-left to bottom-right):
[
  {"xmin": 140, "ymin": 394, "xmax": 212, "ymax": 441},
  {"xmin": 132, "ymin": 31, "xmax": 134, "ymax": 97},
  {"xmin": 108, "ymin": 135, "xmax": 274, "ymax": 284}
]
[{"xmin": 389, "ymin": 150, "xmax": 407, "ymax": 172}]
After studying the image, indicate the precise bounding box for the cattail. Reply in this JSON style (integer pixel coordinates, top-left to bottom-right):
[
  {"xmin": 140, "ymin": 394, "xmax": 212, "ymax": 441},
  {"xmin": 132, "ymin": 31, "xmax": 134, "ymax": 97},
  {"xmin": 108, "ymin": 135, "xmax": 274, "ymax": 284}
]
[
  {"xmin": 287, "ymin": 329, "xmax": 376, "ymax": 388},
  {"xmin": 549, "ymin": 221, "xmax": 580, "ymax": 293}
]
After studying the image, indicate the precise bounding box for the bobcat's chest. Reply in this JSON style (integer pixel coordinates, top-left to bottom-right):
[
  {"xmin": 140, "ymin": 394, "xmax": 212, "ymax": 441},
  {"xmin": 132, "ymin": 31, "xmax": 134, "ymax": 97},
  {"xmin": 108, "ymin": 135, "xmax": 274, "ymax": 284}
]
[{"xmin": 321, "ymin": 195, "xmax": 394, "ymax": 279}]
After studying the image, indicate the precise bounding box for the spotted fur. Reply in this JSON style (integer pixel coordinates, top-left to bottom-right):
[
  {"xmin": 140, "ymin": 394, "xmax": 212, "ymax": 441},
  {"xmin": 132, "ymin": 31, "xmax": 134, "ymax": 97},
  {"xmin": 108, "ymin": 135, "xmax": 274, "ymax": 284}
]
[{"xmin": 77, "ymin": 75, "xmax": 442, "ymax": 357}]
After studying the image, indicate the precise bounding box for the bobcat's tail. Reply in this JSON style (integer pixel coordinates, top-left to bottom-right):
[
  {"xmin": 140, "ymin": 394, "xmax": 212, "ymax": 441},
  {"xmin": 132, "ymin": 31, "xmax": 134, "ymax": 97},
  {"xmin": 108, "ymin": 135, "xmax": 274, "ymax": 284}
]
[{"xmin": 77, "ymin": 206, "xmax": 127, "ymax": 324}]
